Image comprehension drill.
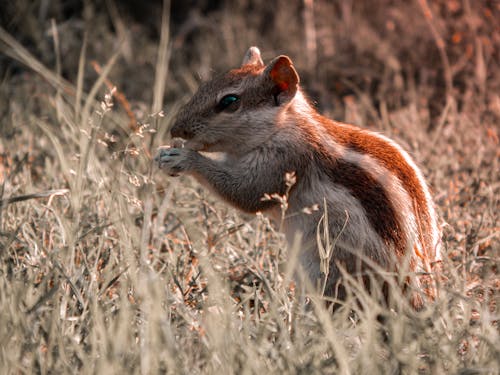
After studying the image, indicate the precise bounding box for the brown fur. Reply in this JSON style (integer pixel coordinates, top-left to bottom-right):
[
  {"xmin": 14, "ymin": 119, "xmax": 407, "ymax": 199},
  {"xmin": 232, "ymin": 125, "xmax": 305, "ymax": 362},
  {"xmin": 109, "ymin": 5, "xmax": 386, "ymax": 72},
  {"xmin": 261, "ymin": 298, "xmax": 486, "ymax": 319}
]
[
  {"xmin": 327, "ymin": 122, "xmax": 435, "ymax": 258},
  {"xmin": 156, "ymin": 47, "xmax": 441, "ymax": 307}
]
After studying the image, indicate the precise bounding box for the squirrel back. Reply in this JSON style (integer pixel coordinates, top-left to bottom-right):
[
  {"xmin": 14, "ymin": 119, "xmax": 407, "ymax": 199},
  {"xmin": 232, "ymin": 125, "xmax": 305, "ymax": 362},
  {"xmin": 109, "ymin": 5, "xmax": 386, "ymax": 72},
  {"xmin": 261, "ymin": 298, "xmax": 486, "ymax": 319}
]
[{"xmin": 158, "ymin": 47, "xmax": 441, "ymax": 306}]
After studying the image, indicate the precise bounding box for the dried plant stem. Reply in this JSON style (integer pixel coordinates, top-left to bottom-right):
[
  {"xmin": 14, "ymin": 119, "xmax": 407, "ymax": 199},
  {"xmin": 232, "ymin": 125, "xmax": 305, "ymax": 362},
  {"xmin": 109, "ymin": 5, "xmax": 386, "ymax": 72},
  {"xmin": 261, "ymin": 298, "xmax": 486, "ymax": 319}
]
[{"xmin": 417, "ymin": 0, "xmax": 453, "ymax": 100}]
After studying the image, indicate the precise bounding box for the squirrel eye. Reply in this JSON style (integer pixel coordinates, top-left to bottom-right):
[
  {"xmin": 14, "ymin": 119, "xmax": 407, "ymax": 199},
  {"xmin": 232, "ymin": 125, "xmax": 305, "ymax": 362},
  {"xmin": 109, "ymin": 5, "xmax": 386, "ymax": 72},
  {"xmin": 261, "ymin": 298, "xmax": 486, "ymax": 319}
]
[{"xmin": 216, "ymin": 94, "xmax": 240, "ymax": 112}]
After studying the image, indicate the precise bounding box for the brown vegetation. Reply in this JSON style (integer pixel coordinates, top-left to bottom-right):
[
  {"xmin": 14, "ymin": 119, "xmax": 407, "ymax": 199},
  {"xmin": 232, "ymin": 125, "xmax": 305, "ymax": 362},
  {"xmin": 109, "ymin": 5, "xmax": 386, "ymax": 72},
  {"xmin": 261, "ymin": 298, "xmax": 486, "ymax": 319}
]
[{"xmin": 0, "ymin": 1, "xmax": 498, "ymax": 373}]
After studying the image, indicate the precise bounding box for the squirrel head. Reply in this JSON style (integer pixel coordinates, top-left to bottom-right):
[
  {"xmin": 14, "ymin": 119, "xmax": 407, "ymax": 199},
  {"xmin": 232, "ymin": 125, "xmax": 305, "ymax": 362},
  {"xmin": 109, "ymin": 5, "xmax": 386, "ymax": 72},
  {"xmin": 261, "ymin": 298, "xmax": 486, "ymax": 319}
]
[{"xmin": 170, "ymin": 47, "xmax": 300, "ymax": 155}]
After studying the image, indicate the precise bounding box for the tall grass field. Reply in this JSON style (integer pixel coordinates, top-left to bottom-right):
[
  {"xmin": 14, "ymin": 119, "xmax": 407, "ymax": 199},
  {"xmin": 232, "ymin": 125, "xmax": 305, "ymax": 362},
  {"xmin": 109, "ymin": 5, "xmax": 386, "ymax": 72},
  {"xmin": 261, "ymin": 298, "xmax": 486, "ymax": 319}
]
[{"xmin": 0, "ymin": 1, "xmax": 498, "ymax": 373}]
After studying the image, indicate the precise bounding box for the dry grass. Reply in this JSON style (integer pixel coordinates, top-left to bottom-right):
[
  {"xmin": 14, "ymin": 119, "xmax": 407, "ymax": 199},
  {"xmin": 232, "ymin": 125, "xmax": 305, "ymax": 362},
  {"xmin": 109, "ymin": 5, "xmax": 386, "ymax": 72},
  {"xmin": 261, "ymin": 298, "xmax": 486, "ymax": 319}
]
[{"xmin": 0, "ymin": 1, "xmax": 498, "ymax": 373}]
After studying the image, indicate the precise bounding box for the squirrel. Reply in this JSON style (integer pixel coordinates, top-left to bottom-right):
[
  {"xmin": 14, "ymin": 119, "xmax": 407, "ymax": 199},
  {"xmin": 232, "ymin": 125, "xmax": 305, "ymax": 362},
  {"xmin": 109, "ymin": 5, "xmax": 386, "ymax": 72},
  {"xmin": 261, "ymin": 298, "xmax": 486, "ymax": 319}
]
[{"xmin": 156, "ymin": 47, "xmax": 441, "ymax": 307}]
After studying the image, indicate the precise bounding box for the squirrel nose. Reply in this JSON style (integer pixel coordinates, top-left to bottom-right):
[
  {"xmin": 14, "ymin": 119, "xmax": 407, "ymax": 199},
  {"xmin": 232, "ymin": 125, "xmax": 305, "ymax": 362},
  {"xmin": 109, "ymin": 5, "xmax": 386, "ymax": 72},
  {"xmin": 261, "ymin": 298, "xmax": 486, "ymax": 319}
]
[{"xmin": 170, "ymin": 123, "xmax": 193, "ymax": 139}]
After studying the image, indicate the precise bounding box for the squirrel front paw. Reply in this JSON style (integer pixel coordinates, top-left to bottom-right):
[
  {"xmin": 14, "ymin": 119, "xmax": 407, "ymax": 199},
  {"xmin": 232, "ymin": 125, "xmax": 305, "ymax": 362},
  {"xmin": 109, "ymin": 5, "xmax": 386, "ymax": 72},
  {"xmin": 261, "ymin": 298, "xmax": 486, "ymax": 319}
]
[{"xmin": 155, "ymin": 147, "xmax": 194, "ymax": 177}]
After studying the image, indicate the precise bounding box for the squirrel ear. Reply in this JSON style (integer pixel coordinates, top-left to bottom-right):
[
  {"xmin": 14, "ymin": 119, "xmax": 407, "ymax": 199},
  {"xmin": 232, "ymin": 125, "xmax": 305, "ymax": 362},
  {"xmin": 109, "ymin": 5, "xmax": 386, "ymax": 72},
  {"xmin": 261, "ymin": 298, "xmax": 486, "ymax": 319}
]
[
  {"xmin": 265, "ymin": 56, "xmax": 299, "ymax": 105},
  {"xmin": 242, "ymin": 46, "xmax": 264, "ymax": 68}
]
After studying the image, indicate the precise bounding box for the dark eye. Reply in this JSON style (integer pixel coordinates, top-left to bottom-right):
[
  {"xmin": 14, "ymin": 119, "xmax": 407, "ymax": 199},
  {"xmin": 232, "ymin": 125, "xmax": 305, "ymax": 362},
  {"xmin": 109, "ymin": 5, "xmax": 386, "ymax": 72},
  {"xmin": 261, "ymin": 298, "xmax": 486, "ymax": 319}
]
[{"xmin": 216, "ymin": 94, "xmax": 240, "ymax": 112}]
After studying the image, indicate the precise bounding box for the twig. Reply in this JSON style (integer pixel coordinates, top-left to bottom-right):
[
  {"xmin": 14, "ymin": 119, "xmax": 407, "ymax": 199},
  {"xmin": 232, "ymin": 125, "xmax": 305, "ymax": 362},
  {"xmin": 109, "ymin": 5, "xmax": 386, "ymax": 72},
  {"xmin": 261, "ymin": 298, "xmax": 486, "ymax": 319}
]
[
  {"xmin": 303, "ymin": 0, "xmax": 317, "ymax": 73},
  {"xmin": 0, "ymin": 26, "xmax": 75, "ymax": 97},
  {"xmin": 26, "ymin": 280, "xmax": 61, "ymax": 314},
  {"xmin": 417, "ymin": 0, "xmax": 453, "ymax": 100},
  {"xmin": 0, "ymin": 189, "xmax": 69, "ymax": 207},
  {"xmin": 91, "ymin": 60, "xmax": 138, "ymax": 132}
]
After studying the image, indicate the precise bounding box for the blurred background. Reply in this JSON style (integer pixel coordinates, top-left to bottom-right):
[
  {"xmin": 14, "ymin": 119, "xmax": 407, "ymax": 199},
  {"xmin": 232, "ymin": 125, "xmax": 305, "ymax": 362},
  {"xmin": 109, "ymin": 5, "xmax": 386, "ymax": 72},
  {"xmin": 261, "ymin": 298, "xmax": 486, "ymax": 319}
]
[{"xmin": 2, "ymin": 0, "xmax": 499, "ymax": 130}]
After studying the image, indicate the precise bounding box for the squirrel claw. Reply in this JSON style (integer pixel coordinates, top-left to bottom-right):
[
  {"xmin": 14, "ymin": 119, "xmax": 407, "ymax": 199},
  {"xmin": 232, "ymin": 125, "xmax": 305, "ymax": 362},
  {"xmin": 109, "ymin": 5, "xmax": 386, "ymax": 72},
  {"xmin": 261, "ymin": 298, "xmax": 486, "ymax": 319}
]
[{"xmin": 156, "ymin": 147, "xmax": 191, "ymax": 176}]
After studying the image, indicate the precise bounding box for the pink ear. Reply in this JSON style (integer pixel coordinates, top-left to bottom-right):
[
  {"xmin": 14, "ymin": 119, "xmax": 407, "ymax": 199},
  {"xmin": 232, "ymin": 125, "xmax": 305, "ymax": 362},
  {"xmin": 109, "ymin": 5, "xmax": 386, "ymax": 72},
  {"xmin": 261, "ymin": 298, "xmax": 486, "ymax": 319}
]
[{"xmin": 267, "ymin": 56, "xmax": 299, "ymax": 103}]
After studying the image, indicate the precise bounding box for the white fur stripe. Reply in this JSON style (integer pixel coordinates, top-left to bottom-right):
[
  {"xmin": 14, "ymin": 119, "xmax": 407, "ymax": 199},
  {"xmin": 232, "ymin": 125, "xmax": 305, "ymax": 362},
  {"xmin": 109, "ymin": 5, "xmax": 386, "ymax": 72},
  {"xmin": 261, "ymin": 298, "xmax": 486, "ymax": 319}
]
[{"xmin": 290, "ymin": 98, "xmax": 440, "ymax": 265}]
